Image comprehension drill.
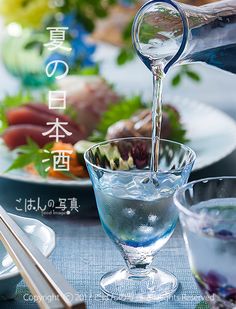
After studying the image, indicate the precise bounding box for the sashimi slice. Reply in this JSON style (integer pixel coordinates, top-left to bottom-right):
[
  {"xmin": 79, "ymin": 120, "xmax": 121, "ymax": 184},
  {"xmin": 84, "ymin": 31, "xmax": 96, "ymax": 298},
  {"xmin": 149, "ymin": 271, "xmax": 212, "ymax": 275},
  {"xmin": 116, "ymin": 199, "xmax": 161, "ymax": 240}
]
[
  {"xmin": 2, "ymin": 124, "xmax": 85, "ymax": 149},
  {"xmin": 6, "ymin": 104, "xmax": 87, "ymax": 143},
  {"xmin": 2, "ymin": 125, "xmax": 51, "ymax": 149},
  {"xmin": 25, "ymin": 103, "xmax": 82, "ymax": 132}
]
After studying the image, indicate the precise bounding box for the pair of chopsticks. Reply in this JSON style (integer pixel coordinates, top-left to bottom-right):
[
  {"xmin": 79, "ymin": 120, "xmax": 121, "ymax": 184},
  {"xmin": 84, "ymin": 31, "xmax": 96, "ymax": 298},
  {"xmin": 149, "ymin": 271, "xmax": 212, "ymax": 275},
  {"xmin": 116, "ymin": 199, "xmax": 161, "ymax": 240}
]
[{"xmin": 0, "ymin": 206, "xmax": 86, "ymax": 309}]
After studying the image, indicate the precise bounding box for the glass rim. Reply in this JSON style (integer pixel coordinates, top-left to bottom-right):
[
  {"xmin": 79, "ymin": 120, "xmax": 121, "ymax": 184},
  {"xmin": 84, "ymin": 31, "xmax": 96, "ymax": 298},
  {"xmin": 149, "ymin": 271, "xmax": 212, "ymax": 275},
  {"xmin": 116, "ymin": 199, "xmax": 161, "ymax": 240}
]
[
  {"xmin": 174, "ymin": 176, "xmax": 236, "ymax": 221},
  {"xmin": 84, "ymin": 137, "xmax": 196, "ymax": 175}
]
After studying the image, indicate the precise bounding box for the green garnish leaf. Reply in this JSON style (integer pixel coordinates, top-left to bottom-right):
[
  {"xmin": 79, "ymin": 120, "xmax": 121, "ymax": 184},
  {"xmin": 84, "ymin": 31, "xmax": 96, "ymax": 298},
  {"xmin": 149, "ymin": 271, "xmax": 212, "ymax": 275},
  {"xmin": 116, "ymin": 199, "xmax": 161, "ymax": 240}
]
[
  {"xmin": 163, "ymin": 105, "xmax": 189, "ymax": 144},
  {"xmin": 90, "ymin": 96, "xmax": 143, "ymax": 142},
  {"xmin": 5, "ymin": 153, "xmax": 35, "ymax": 172},
  {"xmin": 1, "ymin": 90, "xmax": 32, "ymax": 109},
  {"xmin": 88, "ymin": 131, "xmax": 105, "ymax": 143},
  {"xmin": 0, "ymin": 90, "xmax": 33, "ymax": 134},
  {"xmin": 64, "ymin": 105, "xmax": 79, "ymax": 122},
  {"xmin": 5, "ymin": 139, "xmax": 53, "ymax": 178},
  {"xmin": 89, "ymin": 96, "xmax": 188, "ymax": 144},
  {"xmin": 98, "ymin": 96, "xmax": 143, "ymax": 134}
]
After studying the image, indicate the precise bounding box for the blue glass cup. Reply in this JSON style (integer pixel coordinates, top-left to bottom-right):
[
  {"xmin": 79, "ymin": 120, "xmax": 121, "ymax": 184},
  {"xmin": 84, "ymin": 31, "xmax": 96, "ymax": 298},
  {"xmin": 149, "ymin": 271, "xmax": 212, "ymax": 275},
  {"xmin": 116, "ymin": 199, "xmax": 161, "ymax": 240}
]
[
  {"xmin": 174, "ymin": 177, "xmax": 236, "ymax": 309},
  {"xmin": 85, "ymin": 137, "xmax": 196, "ymax": 303}
]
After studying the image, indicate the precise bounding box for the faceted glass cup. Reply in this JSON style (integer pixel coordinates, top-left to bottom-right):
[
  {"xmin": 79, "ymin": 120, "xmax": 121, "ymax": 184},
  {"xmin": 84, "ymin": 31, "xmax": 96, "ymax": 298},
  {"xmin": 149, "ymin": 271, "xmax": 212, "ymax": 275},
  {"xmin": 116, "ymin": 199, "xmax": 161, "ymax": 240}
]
[
  {"xmin": 85, "ymin": 137, "xmax": 196, "ymax": 303},
  {"xmin": 174, "ymin": 177, "xmax": 236, "ymax": 309}
]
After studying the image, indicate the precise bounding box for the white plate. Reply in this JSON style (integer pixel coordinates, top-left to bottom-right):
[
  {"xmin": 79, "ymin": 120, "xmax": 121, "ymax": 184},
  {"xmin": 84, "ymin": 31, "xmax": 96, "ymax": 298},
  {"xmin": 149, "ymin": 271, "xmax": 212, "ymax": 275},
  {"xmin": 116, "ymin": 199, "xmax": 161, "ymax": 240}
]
[
  {"xmin": 0, "ymin": 141, "xmax": 91, "ymax": 187},
  {"xmin": 168, "ymin": 96, "xmax": 236, "ymax": 170},
  {"xmin": 0, "ymin": 97, "xmax": 236, "ymax": 186},
  {"xmin": 0, "ymin": 213, "xmax": 55, "ymax": 299}
]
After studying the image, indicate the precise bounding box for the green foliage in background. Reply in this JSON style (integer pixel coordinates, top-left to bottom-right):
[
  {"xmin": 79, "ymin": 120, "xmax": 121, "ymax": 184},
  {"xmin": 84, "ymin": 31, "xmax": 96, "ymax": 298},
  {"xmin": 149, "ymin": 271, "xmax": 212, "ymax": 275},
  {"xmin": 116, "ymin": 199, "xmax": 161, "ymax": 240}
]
[
  {"xmin": 62, "ymin": 0, "xmax": 117, "ymax": 32},
  {"xmin": 0, "ymin": 0, "xmax": 201, "ymax": 88},
  {"xmin": 172, "ymin": 65, "xmax": 201, "ymax": 87}
]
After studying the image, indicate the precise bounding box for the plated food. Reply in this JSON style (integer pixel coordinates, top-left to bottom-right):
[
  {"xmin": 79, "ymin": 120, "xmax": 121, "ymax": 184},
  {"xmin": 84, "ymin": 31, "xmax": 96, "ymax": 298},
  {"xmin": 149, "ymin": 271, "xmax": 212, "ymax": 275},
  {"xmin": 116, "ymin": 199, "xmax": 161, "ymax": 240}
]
[
  {"xmin": 0, "ymin": 76, "xmax": 187, "ymax": 181},
  {"xmin": 1, "ymin": 94, "xmax": 236, "ymax": 186}
]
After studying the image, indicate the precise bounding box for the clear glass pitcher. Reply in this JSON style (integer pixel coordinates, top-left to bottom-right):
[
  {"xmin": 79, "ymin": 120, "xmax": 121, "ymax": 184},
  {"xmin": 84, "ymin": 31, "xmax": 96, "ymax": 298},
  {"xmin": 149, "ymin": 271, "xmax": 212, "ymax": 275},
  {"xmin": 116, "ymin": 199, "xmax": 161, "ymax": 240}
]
[{"xmin": 132, "ymin": 0, "xmax": 236, "ymax": 73}]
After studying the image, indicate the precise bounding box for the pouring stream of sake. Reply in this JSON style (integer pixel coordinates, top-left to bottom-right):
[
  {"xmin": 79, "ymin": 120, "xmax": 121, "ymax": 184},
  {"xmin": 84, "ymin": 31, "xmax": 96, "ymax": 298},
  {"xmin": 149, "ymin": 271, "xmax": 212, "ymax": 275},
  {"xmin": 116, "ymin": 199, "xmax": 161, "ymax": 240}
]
[{"xmin": 150, "ymin": 64, "xmax": 164, "ymax": 174}]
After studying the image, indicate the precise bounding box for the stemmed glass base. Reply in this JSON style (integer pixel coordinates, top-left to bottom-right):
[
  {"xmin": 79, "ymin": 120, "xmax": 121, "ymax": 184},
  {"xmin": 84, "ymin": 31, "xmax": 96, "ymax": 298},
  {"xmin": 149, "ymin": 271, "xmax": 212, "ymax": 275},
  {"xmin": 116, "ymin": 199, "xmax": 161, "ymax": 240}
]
[
  {"xmin": 100, "ymin": 267, "xmax": 178, "ymax": 303},
  {"xmin": 85, "ymin": 137, "xmax": 196, "ymax": 304}
]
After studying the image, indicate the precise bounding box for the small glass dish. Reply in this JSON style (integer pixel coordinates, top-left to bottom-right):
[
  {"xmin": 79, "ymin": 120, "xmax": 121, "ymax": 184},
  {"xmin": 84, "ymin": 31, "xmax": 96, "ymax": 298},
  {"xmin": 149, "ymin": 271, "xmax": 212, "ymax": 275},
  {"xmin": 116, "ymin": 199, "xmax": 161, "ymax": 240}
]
[{"xmin": 174, "ymin": 177, "xmax": 236, "ymax": 309}]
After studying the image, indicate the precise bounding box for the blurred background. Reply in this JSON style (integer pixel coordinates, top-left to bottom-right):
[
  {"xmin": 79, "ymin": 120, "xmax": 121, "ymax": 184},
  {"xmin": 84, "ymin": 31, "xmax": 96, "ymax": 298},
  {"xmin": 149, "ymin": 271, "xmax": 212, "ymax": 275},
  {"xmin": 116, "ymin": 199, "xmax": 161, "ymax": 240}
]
[
  {"xmin": 0, "ymin": 0, "xmax": 235, "ymax": 116},
  {"xmin": 0, "ymin": 0, "xmax": 235, "ymax": 210}
]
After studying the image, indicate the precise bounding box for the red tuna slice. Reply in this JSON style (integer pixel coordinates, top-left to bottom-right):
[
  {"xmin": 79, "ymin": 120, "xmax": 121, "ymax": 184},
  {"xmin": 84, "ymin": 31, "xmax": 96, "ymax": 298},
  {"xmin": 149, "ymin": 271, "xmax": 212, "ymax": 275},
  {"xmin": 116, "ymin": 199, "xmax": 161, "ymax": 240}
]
[
  {"xmin": 2, "ymin": 124, "xmax": 85, "ymax": 150},
  {"xmin": 7, "ymin": 104, "xmax": 82, "ymax": 132},
  {"xmin": 25, "ymin": 103, "xmax": 82, "ymax": 132},
  {"xmin": 6, "ymin": 104, "xmax": 87, "ymax": 143},
  {"xmin": 2, "ymin": 125, "xmax": 51, "ymax": 149},
  {"xmin": 7, "ymin": 106, "xmax": 54, "ymax": 127}
]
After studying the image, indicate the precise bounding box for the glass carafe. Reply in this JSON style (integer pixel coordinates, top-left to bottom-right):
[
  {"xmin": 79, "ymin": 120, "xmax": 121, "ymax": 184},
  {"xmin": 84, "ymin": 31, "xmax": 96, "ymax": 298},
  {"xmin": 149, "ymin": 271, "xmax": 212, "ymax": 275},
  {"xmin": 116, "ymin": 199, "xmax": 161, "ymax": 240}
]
[{"xmin": 132, "ymin": 0, "xmax": 236, "ymax": 73}]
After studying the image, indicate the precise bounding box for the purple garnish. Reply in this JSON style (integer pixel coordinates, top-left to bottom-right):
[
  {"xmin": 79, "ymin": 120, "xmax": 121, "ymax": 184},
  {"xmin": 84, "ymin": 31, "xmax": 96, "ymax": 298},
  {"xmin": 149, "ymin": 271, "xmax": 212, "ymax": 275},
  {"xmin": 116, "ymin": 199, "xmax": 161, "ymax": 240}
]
[
  {"xmin": 131, "ymin": 141, "xmax": 149, "ymax": 169},
  {"xmin": 218, "ymin": 285, "xmax": 235, "ymax": 298},
  {"xmin": 197, "ymin": 271, "xmax": 227, "ymax": 294},
  {"xmin": 225, "ymin": 287, "xmax": 236, "ymax": 302},
  {"xmin": 216, "ymin": 229, "xmax": 233, "ymax": 238},
  {"xmin": 196, "ymin": 270, "xmax": 236, "ymax": 304},
  {"xmin": 117, "ymin": 141, "xmax": 132, "ymax": 161}
]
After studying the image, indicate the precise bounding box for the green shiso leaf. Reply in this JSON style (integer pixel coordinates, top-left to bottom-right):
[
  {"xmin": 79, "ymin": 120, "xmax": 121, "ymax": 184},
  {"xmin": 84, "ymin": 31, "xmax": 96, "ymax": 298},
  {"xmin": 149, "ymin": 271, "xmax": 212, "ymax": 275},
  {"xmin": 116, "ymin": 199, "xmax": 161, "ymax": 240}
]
[
  {"xmin": 0, "ymin": 90, "xmax": 33, "ymax": 133},
  {"xmin": 5, "ymin": 139, "xmax": 53, "ymax": 178},
  {"xmin": 89, "ymin": 95, "xmax": 143, "ymax": 142},
  {"xmin": 163, "ymin": 105, "xmax": 189, "ymax": 144}
]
